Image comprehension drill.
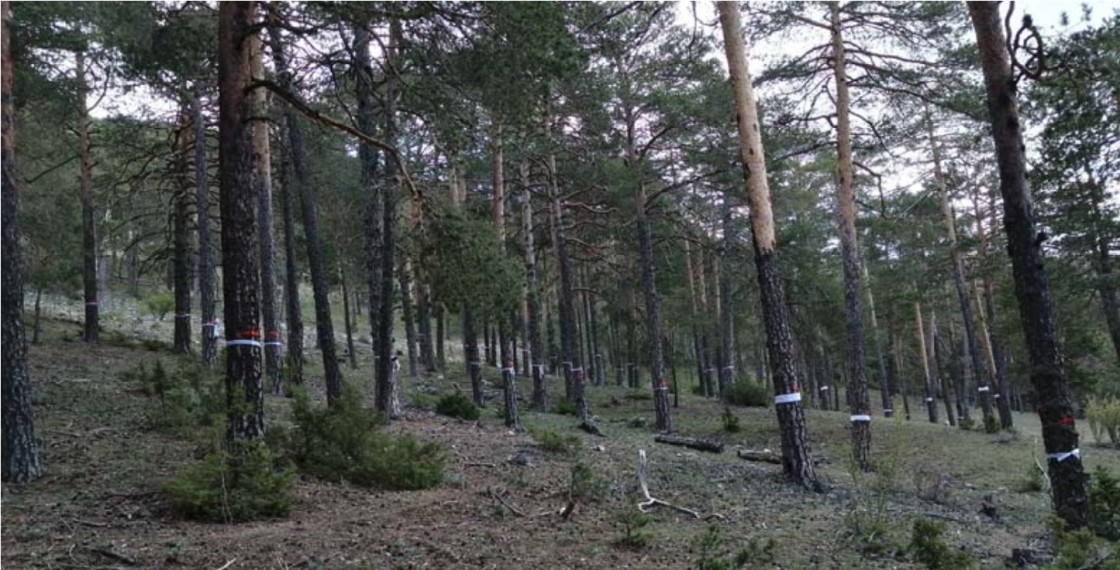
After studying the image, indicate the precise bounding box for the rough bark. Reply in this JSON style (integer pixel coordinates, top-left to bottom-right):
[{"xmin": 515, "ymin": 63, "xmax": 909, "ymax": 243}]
[
  {"xmin": 637, "ymin": 212, "xmax": 673, "ymax": 433},
  {"xmin": 523, "ymin": 162, "xmax": 547, "ymax": 411},
  {"xmin": 2, "ymin": 0, "xmax": 42, "ymax": 484},
  {"xmin": 374, "ymin": 17, "xmax": 402, "ymax": 418},
  {"xmin": 926, "ymin": 105, "xmax": 993, "ymax": 427},
  {"xmin": 915, "ymin": 302, "xmax": 938, "ymax": 424},
  {"xmin": 218, "ymin": 1, "xmax": 264, "ymax": 442},
  {"xmin": 719, "ymin": 2, "xmax": 818, "ymax": 489},
  {"xmin": 352, "ymin": 25, "xmax": 384, "ymax": 394},
  {"xmin": 193, "ymin": 90, "xmax": 218, "ymax": 368},
  {"xmin": 276, "ymin": 120, "xmax": 303, "ymax": 389},
  {"xmin": 250, "ymin": 36, "xmax": 280, "ymax": 390},
  {"xmin": 270, "ymin": 23, "xmax": 342, "ymax": 404},
  {"xmin": 969, "ymin": 2, "xmax": 1089, "ymax": 529},
  {"xmin": 464, "ymin": 308, "xmax": 483, "ymax": 406},
  {"xmin": 77, "ymin": 51, "xmax": 98, "ymax": 343},
  {"xmin": 830, "ymin": 2, "xmax": 871, "ymax": 470},
  {"xmin": 718, "ymin": 200, "xmax": 736, "ymax": 402},
  {"xmin": 173, "ymin": 108, "xmax": 193, "ymax": 354},
  {"xmin": 931, "ymin": 314, "xmax": 957, "ymax": 427},
  {"xmin": 417, "ymin": 279, "xmax": 436, "ymax": 372},
  {"xmin": 340, "ymin": 264, "xmax": 357, "ymax": 370},
  {"xmin": 399, "ymin": 256, "xmax": 419, "ymax": 379}
]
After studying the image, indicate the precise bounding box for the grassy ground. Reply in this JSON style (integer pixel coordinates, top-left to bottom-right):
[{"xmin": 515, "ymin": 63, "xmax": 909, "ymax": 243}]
[{"xmin": 3, "ymin": 316, "xmax": 1119, "ymax": 569}]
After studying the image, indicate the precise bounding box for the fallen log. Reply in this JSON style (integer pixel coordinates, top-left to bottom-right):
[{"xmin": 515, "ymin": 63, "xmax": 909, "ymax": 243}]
[
  {"xmin": 736, "ymin": 449, "xmax": 783, "ymax": 464},
  {"xmin": 654, "ymin": 435, "xmax": 724, "ymax": 453}
]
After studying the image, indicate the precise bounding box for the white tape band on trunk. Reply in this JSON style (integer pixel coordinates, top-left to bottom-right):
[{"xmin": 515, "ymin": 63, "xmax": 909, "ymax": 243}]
[
  {"xmin": 820, "ymin": 386, "xmax": 830, "ymax": 391},
  {"xmin": 1047, "ymin": 449, "xmax": 1080, "ymax": 462},
  {"xmin": 226, "ymin": 339, "xmax": 262, "ymax": 348},
  {"xmin": 925, "ymin": 397, "xmax": 934, "ymax": 402},
  {"xmin": 978, "ymin": 386, "xmax": 991, "ymax": 392},
  {"xmin": 850, "ymin": 415, "xmax": 871, "ymax": 422},
  {"xmin": 264, "ymin": 342, "xmax": 283, "ymax": 347},
  {"xmin": 502, "ymin": 367, "xmax": 515, "ymax": 375},
  {"xmin": 774, "ymin": 393, "xmax": 802, "ymax": 405}
]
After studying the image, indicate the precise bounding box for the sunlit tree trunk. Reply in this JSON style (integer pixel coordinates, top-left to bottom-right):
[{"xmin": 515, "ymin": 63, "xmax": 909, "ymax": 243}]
[
  {"xmin": 251, "ymin": 35, "xmax": 280, "ymax": 390},
  {"xmin": 915, "ymin": 302, "xmax": 938, "ymax": 424},
  {"xmin": 76, "ymin": 51, "xmax": 98, "ymax": 343},
  {"xmin": 719, "ymin": 2, "xmax": 818, "ymax": 489},
  {"xmin": 522, "ymin": 161, "xmax": 547, "ymax": 411}
]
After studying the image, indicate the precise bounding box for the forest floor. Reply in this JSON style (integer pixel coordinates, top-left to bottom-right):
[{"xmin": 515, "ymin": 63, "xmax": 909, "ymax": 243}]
[{"xmin": 3, "ymin": 316, "xmax": 1120, "ymax": 570}]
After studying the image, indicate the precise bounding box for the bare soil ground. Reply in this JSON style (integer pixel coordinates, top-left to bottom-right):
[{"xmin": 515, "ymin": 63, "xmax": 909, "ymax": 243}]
[{"xmin": 3, "ymin": 317, "xmax": 1119, "ymax": 569}]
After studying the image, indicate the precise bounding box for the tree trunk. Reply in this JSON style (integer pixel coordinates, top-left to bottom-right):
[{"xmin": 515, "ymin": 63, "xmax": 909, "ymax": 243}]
[
  {"xmin": 931, "ymin": 314, "xmax": 957, "ymax": 427},
  {"xmin": 969, "ymin": 1, "xmax": 1089, "ymax": 529},
  {"xmin": 925, "ymin": 104, "xmax": 994, "ymax": 428},
  {"xmin": 862, "ymin": 264, "xmax": 892, "ymax": 417},
  {"xmin": 2, "ymin": 0, "xmax": 42, "ymax": 483},
  {"xmin": 523, "ymin": 161, "xmax": 547, "ymax": 411},
  {"xmin": 718, "ymin": 200, "xmax": 736, "ymax": 402},
  {"xmin": 915, "ymin": 302, "xmax": 938, "ymax": 424},
  {"xmin": 76, "ymin": 51, "xmax": 98, "ymax": 343},
  {"xmin": 720, "ymin": 2, "xmax": 818, "ymax": 489},
  {"xmin": 340, "ymin": 264, "xmax": 357, "ymax": 370},
  {"xmin": 549, "ymin": 151, "xmax": 590, "ymax": 428},
  {"xmin": 193, "ymin": 90, "xmax": 219, "ymax": 368},
  {"xmin": 983, "ymin": 282, "xmax": 1014, "ymax": 428},
  {"xmin": 436, "ymin": 304, "xmax": 446, "ymax": 371},
  {"xmin": 417, "ymin": 279, "xmax": 436, "ymax": 372},
  {"xmin": 464, "ymin": 308, "xmax": 483, "ymax": 406},
  {"xmin": 637, "ymin": 211, "xmax": 673, "ymax": 433},
  {"xmin": 399, "ymin": 255, "xmax": 419, "ymax": 379},
  {"xmin": 1087, "ymin": 181, "xmax": 1120, "ymax": 366},
  {"xmin": 32, "ymin": 287, "xmax": 42, "ymax": 345},
  {"xmin": 374, "ymin": 17, "xmax": 402, "ymax": 418},
  {"xmin": 351, "ymin": 24, "xmax": 385, "ymax": 398},
  {"xmin": 271, "ymin": 24, "xmax": 342, "ymax": 404},
  {"xmin": 276, "ymin": 121, "xmax": 303, "ymax": 390},
  {"xmin": 830, "ymin": 2, "xmax": 871, "ymax": 470},
  {"xmin": 173, "ymin": 107, "xmax": 193, "ymax": 354},
  {"xmin": 218, "ymin": 1, "xmax": 264, "ymax": 442},
  {"xmin": 251, "ymin": 37, "xmax": 280, "ymax": 391}
]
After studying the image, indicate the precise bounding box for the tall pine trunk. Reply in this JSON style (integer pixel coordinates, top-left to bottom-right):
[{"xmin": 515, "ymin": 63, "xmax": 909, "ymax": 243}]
[
  {"xmin": 276, "ymin": 120, "xmax": 303, "ymax": 389},
  {"xmin": 340, "ymin": 264, "xmax": 357, "ymax": 370},
  {"xmin": 2, "ymin": 0, "xmax": 42, "ymax": 483},
  {"xmin": 968, "ymin": 2, "xmax": 1089, "ymax": 529},
  {"xmin": 270, "ymin": 24, "xmax": 342, "ymax": 403},
  {"xmin": 399, "ymin": 256, "xmax": 419, "ymax": 379},
  {"xmin": 173, "ymin": 105, "xmax": 193, "ymax": 354},
  {"xmin": 862, "ymin": 264, "xmax": 892, "ymax": 416},
  {"xmin": 830, "ymin": 2, "xmax": 871, "ymax": 470},
  {"xmin": 77, "ymin": 51, "xmax": 98, "ymax": 343},
  {"xmin": 637, "ymin": 210, "xmax": 672, "ymax": 433},
  {"xmin": 718, "ymin": 200, "xmax": 736, "ymax": 402},
  {"xmin": 193, "ymin": 90, "xmax": 218, "ymax": 368},
  {"xmin": 251, "ymin": 38, "xmax": 280, "ymax": 390},
  {"xmin": 523, "ymin": 161, "xmax": 547, "ymax": 411},
  {"xmin": 915, "ymin": 302, "xmax": 938, "ymax": 424},
  {"xmin": 218, "ymin": 1, "xmax": 264, "ymax": 442},
  {"xmin": 374, "ymin": 17, "xmax": 401, "ymax": 418},
  {"xmin": 720, "ymin": 2, "xmax": 817, "ymax": 489}
]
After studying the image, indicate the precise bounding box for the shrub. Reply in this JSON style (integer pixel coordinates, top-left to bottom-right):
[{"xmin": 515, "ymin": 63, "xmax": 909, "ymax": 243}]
[
  {"xmin": 1087, "ymin": 397, "xmax": 1120, "ymax": 447},
  {"xmin": 529, "ymin": 427, "xmax": 581, "ymax": 454},
  {"xmin": 727, "ymin": 381, "xmax": 769, "ymax": 408},
  {"xmin": 721, "ymin": 407, "xmax": 741, "ymax": 433},
  {"xmin": 410, "ymin": 392, "xmax": 439, "ymax": 410},
  {"xmin": 982, "ymin": 414, "xmax": 999, "ymax": 434},
  {"xmin": 908, "ymin": 519, "xmax": 974, "ymax": 570},
  {"xmin": 163, "ymin": 441, "xmax": 294, "ymax": 522},
  {"xmin": 288, "ymin": 384, "xmax": 444, "ymax": 490},
  {"xmin": 552, "ymin": 399, "xmax": 578, "ymax": 416},
  {"xmin": 1017, "ymin": 462, "xmax": 1045, "ymax": 493},
  {"xmin": 569, "ymin": 463, "xmax": 607, "ymax": 504},
  {"xmin": 1047, "ymin": 517, "xmax": 1116, "ymax": 570},
  {"xmin": 694, "ymin": 524, "xmax": 773, "ymax": 570},
  {"xmin": 1090, "ymin": 467, "xmax": 1120, "ymax": 541},
  {"xmin": 613, "ymin": 505, "xmax": 653, "ymax": 550},
  {"xmin": 435, "ymin": 392, "xmax": 480, "ymax": 421},
  {"xmin": 127, "ymin": 361, "xmax": 223, "ymax": 433},
  {"xmin": 142, "ymin": 291, "xmax": 175, "ymax": 321},
  {"xmin": 627, "ymin": 416, "xmax": 648, "ymax": 429},
  {"xmin": 957, "ymin": 418, "xmax": 975, "ymax": 431}
]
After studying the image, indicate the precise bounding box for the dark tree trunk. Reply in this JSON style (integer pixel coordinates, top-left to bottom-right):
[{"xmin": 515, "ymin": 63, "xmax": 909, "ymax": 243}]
[
  {"xmin": 2, "ymin": 0, "xmax": 42, "ymax": 483},
  {"xmin": 464, "ymin": 308, "xmax": 483, "ymax": 406},
  {"xmin": 637, "ymin": 212, "xmax": 673, "ymax": 433},
  {"xmin": 983, "ymin": 282, "xmax": 1014, "ymax": 428},
  {"xmin": 718, "ymin": 200, "xmax": 736, "ymax": 402},
  {"xmin": 251, "ymin": 39, "xmax": 280, "ymax": 391},
  {"xmin": 374, "ymin": 18, "xmax": 402, "ymax": 418},
  {"xmin": 173, "ymin": 108, "xmax": 193, "ymax": 354},
  {"xmin": 218, "ymin": 1, "xmax": 264, "ymax": 442},
  {"xmin": 969, "ymin": 1, "xmax": 1090, "ymax": 529},
  {"xmin": 352, "ymin": 25, "xmax": 384, "ymax": 395},
  {"xmin": 399, "ymin": 256, "xmax": 419, "ymax": 379},
  {"xmin": 720, "ymin": 2, "xmax": 818, "ymax": 489},
  {"xmin": 932, "ymin": 317, "xmax": 957, "ymax": 427},
  {"xmin": 77, "ymin": 51, "xmax": 98, "ymax": 343},
  {"xmin": 193, "ymin": 90, "xmax": 218, "ymax": 368},
  {"xmin": 271, "ymin": 24, "xmax": 342, "ymax": 403},
  {"xmin": 276, "ymin": 121, "xmax": 303, "ymax": 390},
  {"xmin": 916, "ymin": 303, "xmax": 938, "ymax": 424},
  {"xmin": 417, "ymin": 280, "xmax": 436, "ymax": 372},
  {"xmin": 340, "ymin": 264, "xmax": 357, "ymax": 370},
  {"xmin": 32, "ymin": 287, "xmax": 42, "ymax": 345},
  {"xmin": 436, "ymin": 304, "xmax": 446, "ymax": 370},
  {"xmin": 549, "ymin": 153, "xmax": 590, "ymax": 427},
  {"xmin": 862, "ymin": 264, "xmax": 892, "ymax": 417},
  {"xmin": 523, "ymin": 162, "xmax": 547, "ymax": 411}
]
